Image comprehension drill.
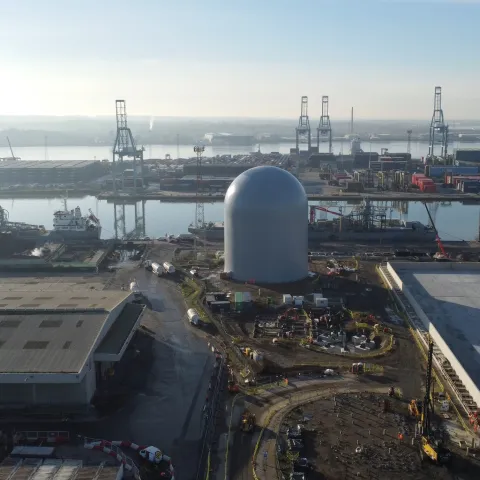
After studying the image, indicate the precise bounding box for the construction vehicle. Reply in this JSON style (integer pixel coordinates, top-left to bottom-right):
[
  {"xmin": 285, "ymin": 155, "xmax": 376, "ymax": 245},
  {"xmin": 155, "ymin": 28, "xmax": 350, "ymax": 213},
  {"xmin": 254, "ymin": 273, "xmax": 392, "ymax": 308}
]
[
  {"xmin": 423, "ymin": 203, "xmax": 449, "ymax": 261},
  {"xmin": 241, "ymin": 409, "xmax": 256, "ymax": 433},
  {"xmin": 418, "ymin": 342, "xmax": 451, "ymax": 464},
  {"xmin": 409, "ymin": 399, "xmax": 423, "ymax": 418},
  {"xmin": 228, "ymin": 380, "xmax": 239, "ymax": 393}
]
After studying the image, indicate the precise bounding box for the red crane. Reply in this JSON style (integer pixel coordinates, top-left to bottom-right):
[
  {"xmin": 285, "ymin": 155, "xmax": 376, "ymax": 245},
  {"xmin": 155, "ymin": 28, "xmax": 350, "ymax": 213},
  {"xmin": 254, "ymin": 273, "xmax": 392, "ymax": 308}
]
[
  {"xmin": 309, "ymin": 205, "xmax": 343, "ymax": 224},
  {"xmin": 423, "ymin": 202, "xmax": 448, "ymax": 259}
]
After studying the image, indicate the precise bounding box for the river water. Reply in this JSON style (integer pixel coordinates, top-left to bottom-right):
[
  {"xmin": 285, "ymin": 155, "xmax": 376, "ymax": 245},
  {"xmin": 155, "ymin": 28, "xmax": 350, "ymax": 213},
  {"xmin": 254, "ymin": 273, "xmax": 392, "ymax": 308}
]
[
  {"xmin": 7, "ymin": 140, "xmax": 480, "ymax": 161},
  {"xmin": 2, "ymin": 142, "xmax": 480, "ymax": 241}
]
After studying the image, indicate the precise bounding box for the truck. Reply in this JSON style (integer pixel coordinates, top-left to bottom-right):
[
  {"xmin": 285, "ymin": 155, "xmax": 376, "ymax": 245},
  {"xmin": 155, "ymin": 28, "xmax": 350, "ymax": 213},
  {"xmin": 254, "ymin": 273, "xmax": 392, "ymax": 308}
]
[
  {"xmin": 241, "ymin": 409, "xmax": 256, "ymax": 432},
  {"xmin": 163, "ymin": 262, "xmax": 175, "ymax": 274},
  {"xmin": 187, "ymin": 308, "xmax": 200, "ymax": 326},
  {"xmin": 151, "ymin": 262, "xmax": 162, "ymax": 276},
  {"xmin": 129, "ymin": 280, "xmax": 142, "ymax": 298}
]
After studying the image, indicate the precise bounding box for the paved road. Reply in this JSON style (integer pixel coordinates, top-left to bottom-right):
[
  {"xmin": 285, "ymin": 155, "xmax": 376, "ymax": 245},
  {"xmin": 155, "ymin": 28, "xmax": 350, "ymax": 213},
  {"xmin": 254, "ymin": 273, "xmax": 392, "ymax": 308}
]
[{"xmin": 88, "ymin": 266, "xmax": 213, "ymax": 480}]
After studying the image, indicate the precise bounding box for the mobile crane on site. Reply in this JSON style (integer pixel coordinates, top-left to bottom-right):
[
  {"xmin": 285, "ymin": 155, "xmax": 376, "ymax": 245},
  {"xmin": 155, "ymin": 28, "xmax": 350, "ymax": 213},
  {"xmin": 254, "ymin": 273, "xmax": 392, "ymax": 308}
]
[
  {"xmin": 418, "ymin": 341, "xmax": 451, "ymax": 464},
  {"xmin": 423, "ymin": 203, "xmax": 449, "ymax": 261}
]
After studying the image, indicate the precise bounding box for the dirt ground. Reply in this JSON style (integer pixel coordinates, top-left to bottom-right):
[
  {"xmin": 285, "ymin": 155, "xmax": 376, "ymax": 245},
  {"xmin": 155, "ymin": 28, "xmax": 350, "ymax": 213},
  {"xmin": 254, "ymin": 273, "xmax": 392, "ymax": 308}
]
[
  {"xmin": 205, "ymin": 260, "xmax": 410, "ymax": 373},
  {"xmin": 281, "ymin": 392, "xmax": 480, "ymax": 480}
]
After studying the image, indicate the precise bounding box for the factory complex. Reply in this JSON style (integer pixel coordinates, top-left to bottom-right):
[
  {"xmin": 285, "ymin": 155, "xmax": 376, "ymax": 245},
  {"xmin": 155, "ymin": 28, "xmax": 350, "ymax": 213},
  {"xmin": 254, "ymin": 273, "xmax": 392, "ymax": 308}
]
[
  {"xmin": 381, "ymin": 262, "xmax": 480, "ymax": 409},
  {"xmin": 0, "ymin": 275, "xmax": 144, "ymax": 406}
]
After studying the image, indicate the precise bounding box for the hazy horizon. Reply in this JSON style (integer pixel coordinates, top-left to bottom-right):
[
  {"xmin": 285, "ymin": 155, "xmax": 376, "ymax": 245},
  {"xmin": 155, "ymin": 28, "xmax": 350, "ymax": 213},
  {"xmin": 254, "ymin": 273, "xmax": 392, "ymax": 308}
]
[{"xmin": 1, "ymin": 0, "xmax": 479, "ymax": 119}]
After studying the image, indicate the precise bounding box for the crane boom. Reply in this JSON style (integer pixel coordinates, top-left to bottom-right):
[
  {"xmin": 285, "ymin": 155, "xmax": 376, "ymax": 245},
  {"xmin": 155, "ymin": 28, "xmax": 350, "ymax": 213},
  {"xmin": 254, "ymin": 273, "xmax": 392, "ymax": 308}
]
[
  {"xmin": 6, "ymin": 137, "xmax": 17, "ymax": 160},
  {"xmin": 309, "ymin": 205, "xmax": 343, "ymax": 223},
  {"xmin": 423, "ymin": 202, "xmax": 447, "ymax": 258}
]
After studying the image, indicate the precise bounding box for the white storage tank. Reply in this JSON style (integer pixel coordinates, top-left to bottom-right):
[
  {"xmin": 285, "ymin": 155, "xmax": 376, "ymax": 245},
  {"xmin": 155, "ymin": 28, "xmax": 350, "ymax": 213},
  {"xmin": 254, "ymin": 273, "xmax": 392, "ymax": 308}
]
[
  {"xmin": 252, "ymin": 351, "xmax": 263, "ymax": 362},
  {"xmin": 283, "ymin": 294, "xmax": 293, "ymax": 305},
  {"xmin": 293, "ymin": 296, "xmax": 304, "ymax": 307},
  {"xmin": 224, "ymin": 166, "xmax": 308, "ymax": 283},
  {"xmin": 315, "ymin": 297, "xmax": 328, "ymax": 307},
  {"xmin": 187, "ymin": 308, "xmax": 200, "ymax": 325},
  {"xmin": 163, "ymin": 262, "xmax": 175, "ymax": 274}
]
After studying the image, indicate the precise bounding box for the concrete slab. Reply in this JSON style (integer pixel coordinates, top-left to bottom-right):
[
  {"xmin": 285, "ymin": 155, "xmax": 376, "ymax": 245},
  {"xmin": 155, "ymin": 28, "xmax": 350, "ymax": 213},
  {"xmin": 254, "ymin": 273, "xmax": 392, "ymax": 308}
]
[{"xmin": 390, "ymin": 262, "xmax": 480, "ymax": 404}]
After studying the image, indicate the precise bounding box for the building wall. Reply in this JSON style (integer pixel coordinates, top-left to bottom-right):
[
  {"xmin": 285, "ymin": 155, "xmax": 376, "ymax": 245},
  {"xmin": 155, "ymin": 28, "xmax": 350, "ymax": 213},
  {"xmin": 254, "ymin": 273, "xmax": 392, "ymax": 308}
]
[
  {"xmin": 0, "ymin": 374, "xmax": 89, "ymax": 405},
  {"xmin": 386, "ymin": 262, "xmax": 480, "ymax": 406}
]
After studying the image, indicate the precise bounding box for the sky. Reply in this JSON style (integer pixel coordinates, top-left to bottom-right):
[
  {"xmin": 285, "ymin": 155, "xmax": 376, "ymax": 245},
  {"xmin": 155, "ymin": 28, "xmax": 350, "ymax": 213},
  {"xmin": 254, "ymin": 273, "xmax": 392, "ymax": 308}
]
[{"xmin": 0, "ymin": 0, "xmax": 479, "ymax": 119}]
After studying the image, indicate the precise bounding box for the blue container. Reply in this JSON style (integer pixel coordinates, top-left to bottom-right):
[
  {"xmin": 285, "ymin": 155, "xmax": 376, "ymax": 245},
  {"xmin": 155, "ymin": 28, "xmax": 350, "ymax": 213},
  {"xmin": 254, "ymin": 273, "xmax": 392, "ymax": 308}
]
[{"xmin": 427, "ymin": 166, "xmax": 480, "ymax": 177}]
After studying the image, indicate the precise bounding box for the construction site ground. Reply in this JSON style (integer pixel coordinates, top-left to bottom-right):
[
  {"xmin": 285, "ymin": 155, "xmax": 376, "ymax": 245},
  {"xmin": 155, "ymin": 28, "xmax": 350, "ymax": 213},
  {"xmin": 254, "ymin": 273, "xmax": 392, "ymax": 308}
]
[
  {"xmin": 206, "ymin": 260, "xmax": 425, "ymax": 393},
  {"xmin": 279, "ymin": 392, "xmax": 461, "ymax": 480}
]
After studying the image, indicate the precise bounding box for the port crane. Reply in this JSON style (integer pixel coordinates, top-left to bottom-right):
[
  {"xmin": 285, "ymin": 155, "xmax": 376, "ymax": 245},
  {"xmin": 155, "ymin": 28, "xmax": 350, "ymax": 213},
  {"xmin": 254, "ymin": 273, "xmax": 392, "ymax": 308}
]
[
  {"xmin": 309, "ymin": 205, "xmax": 343, "ymax": 224},
  {"xmin": 418, "ymin": 341, "xmax": 451, "ymax": 464},
  {"xmin": 423, "ymin": 202, "xmax": 449, "ymax": 260}
]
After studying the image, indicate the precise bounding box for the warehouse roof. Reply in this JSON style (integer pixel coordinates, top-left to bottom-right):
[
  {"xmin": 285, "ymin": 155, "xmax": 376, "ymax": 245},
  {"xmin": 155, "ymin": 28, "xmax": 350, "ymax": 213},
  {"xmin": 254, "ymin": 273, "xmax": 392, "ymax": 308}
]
[
  {"xmin": 96, "ymin": 303, "xmax": 144, "ymax": 355},
  {"xmin": 0, "ymin": 312, "xmax": 107, "ymax": 373},
  {"xmin": 0, "ymin": 291, "xmax": 129, "ymax": 311},
  {"xmin": 0, "ymin": 161, "xmax": 99, "ymax": 170},
  {"xmin": 392, "ymin": 263, "xmax": 480, "ymax": 390},
  {"xmin": 0, "ymin": 275, "xmax": 107, "ymax": 292}
]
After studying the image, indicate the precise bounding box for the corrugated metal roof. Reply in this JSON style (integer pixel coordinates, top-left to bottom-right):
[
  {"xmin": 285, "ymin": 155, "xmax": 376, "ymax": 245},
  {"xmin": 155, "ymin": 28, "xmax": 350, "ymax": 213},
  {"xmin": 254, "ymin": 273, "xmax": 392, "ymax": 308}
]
[{"xmin": 0, "ymin": 312, "xmax": 107, "ymax": 373}]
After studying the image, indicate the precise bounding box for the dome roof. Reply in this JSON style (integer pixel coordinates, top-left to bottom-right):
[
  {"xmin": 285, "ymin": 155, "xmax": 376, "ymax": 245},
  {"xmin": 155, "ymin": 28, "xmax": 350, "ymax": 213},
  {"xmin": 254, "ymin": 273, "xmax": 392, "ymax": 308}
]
[{"xmin": 225, "ymin": 166, "xmax": 306, "ymax": 211}]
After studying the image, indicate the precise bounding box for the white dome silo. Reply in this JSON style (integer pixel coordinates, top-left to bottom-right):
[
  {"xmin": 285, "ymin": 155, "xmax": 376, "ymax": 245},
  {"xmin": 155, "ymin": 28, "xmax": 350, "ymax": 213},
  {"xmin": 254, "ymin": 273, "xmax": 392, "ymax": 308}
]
[{"xmin": 224, "ymin": 166, "xmax": 308, "ymax": 283}]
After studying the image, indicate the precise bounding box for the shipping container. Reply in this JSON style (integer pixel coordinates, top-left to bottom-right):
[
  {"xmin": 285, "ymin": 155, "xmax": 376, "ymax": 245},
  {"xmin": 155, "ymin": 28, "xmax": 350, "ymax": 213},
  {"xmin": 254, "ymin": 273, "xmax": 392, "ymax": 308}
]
[
  {"xmin": 421, "ymin": 184, "xmax": 437, "ymax": 193},
  {"xmin": 454, "ymin": 149, "xmax": 480, "ymax": 163},
  {"xmin": 428, "ymin": 166, "xmax": 480, "ymax": 178},
  {"xmin": 452, "ymin": 176, "xmax": 480, "ymax": 187}
]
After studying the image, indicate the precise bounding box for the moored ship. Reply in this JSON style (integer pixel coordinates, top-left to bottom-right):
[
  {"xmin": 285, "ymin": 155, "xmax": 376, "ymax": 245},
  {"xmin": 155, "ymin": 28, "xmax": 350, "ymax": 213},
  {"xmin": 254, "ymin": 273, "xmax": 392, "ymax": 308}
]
[
  {"xmin": 189, "ymin": 202, "xmax": 437, "ymax": 243},
  {"xmin": 50, "ymin": 201, "xmax": 102, "ymax": 240}
]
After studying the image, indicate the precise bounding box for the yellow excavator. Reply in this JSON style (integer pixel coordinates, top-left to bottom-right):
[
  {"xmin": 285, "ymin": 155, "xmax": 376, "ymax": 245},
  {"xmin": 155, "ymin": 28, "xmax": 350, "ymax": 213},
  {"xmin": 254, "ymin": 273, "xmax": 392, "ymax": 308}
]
[
  {"xmin": 418, "ymin": 342, "xmax": 451, "ymax": 465},
  {"xmin": 241, "ymin": 409, "xmax": 256, "ymax": 433}
]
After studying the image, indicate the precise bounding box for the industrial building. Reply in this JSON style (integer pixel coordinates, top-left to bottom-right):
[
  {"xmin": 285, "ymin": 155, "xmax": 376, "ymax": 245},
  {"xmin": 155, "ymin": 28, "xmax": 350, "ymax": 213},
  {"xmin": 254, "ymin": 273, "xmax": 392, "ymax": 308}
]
[
  {"xmin": 182, "ymin": 164, "xmax": 252, "ymax": 177},
  {"xmin": 224, "ymin": 166, "xmax": 308, "ymax": 283},
  {"xmin": 0, "ymin": 276, "xmax": 144, "ymax": 406},
  {"xmin": 0, "ymin": 161, "xmax": 106, "ymax": 186},
  {"xmin": 159, "ymin": 175, "xmax": 234, "ymax": 192},
  {"xmin": 384, "ymin": 262, "xmax": 480, "ymax": 408},
  {"xmin": 203, "ymin": 133, "xmax": 255, "ymax": 146}
]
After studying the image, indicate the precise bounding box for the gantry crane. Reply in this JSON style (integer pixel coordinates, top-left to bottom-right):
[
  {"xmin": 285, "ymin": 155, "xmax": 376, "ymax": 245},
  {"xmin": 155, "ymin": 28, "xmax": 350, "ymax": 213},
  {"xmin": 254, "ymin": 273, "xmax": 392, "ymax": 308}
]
[
  {"xmin": 427, "ymin": 87, "xmax": 449, "ymax": 164},
  {"xmin": 317, "ymin": 96, "xmax": 332, "ymax": 153},
  {"xmin": 112, "ymin": 100, "xmax": 145, "ymax": 192},
  {"xmin": 295, "ymin": 96, "xmax": 311, "ymax": 154}
]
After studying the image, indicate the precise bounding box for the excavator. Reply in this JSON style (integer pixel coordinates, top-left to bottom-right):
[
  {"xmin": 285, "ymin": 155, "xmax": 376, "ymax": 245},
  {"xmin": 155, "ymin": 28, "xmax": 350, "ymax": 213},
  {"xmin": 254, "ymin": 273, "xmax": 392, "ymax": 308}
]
[
  {"xmin": 418, "ymin": 342, "xmax": 451, "ymax": 464},
  {"xmin": 241, "ymin": 409, "xmax": 256, "ymax": 433}
]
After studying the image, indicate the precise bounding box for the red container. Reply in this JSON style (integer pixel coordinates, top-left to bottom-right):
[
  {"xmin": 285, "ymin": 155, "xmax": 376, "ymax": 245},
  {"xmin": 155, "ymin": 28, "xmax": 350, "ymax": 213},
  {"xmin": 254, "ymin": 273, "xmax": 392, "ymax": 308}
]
[
  {"xmin": 418, "ymin": 179, "xmax": 434, "ymax": 187},
  {"xmin": 421, "ymin": 183, "xmax": 437, "ymax": 193},
  {"xmin": 413, "ymin": 174, "xmax": 427, "ymax": 186}
]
